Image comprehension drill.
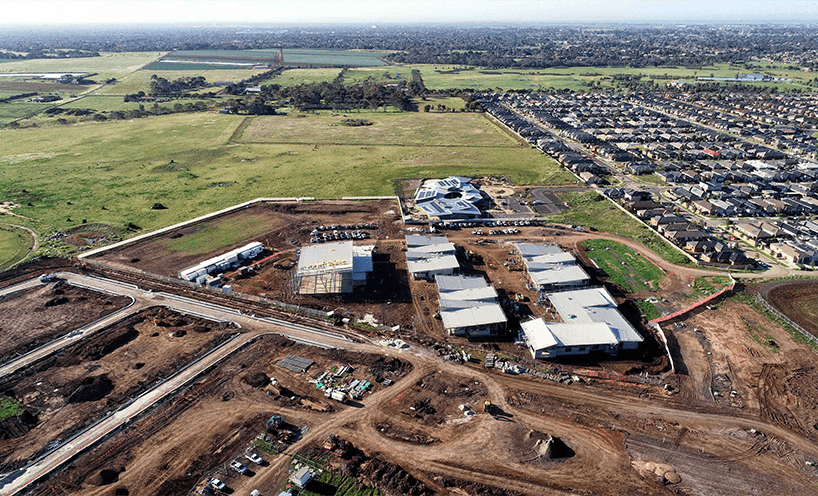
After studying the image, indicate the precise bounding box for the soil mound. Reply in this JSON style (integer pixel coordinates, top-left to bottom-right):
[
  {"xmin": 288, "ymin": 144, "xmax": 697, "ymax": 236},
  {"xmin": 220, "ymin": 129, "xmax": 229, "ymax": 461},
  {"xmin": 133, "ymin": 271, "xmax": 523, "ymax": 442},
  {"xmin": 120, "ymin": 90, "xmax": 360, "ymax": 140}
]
[
  {"xmin": 79, "ymin": 327, "xmax": 139, "ymax": 360},
  {"xmin": 243, "ymin": 372, "xmax": 270, "ymax": 388},
  {"xmin": 359, "ymin": 455, "xmax": 435, "ymax": 496},
  {"xmin": 44, "ymin": 296, "xmax": 69, "ymax": 307},
  {"xmin": 503, "ymin": 424, "xmax": 574, "ymax": 464},
  {"xmin": 0, "ymin": 410, "xmax": 38, "ymax": 439},
  {"xmin": 66, "ymin": 375, "xmax": 114, "ymax": 403},
  {"xmin": 90, "ymin": 466, "xmax": 124, "ymax": 486}
]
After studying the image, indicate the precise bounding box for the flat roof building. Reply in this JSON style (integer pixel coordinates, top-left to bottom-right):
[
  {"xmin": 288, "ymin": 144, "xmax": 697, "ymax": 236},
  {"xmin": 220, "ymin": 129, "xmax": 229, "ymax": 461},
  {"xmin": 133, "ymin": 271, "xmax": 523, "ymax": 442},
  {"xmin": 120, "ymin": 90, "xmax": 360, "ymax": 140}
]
[
  {"xmin": 179, "ymin": 241, "xmax": 264, "ymax": 282},
  {"xmin": 437, "ymin": 275, "xmax": 507, "ymax": 337},
  {"xmin": 296, "ymin": 241, "xmax": 373, "ymax": 294},
  {"xmin": 522, "ymin": 286, "xmax": 643, "ymax": 358},
  {"xmin": 406, "ymin": 234, "xmax": 460, "ymax": 280},
  {"xmin": 516, "ymin": 243, "xmax": 590, "ymax": 291}
]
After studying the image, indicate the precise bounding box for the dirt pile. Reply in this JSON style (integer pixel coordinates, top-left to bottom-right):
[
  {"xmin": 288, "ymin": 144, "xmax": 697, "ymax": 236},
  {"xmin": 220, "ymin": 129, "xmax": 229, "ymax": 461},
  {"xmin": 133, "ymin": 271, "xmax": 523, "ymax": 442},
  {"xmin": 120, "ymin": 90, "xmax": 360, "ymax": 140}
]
[
  {"xmin": 357, "ymin": 455, "xmax": 435, "ymax": 496},
  {"xmin": 376, "ymin": 423, "xmax": 439, "ymax": 445},
  {"xmin": 65, "ymin": 375, "xmax": 114, "ymax": 403},
  {"xmin": 0, "ymin": 410, "xmax": 38, "ymax": 439},
  {"xmin": 44, "ymin": 296, "xmax": 69, "ymax": 307},
  {"xmin": 90, "ymin": 466, "xmax": 125, "ymax": 486},
  {"xmin": 77, "ymin": 327, "xmax": 139, "ymax": 361},
  {"xmin": 439, "ymin": 477, "xmax": 528, "ymax": 496},
  {"xmin": 243, "ymin": 371, "xmax": 270, "ymax": 388}
]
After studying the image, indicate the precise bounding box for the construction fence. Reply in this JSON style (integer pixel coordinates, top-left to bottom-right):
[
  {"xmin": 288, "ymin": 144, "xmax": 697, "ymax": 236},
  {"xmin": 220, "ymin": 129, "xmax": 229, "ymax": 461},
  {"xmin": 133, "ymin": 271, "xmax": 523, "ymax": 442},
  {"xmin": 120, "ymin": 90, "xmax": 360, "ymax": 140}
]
[{"xmin": 755, "ymin": 293, "xmax": 818, "ymax": 347}]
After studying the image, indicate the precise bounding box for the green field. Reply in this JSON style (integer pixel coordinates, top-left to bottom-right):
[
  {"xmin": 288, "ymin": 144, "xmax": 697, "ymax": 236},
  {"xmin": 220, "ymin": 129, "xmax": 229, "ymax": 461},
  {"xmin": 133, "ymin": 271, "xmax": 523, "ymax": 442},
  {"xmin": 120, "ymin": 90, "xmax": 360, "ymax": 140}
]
[
  {"xmin": 59, "ymin": 95, "xmax": 216, "ymax": 113},
  {"xmin": 583, "ymin": 239, "xmax": 665, "ymax": 292},
  {"xmin": 162, "ymin": 213, "xmax": 271, "ymax": 255},
  {"xmin": 0, "ymin": 225, "xmax": 33, "ymax": 270},
  {"xmin": 0, "ymin": 52, "xmax": 163, "ymax": 78},
  {"xmin": 237, "ymin": 111, "xmax": 523, "ymax": 147},
  {"xmin": 388, "ymin": 63, "xmax": 815, "ymax": 91},
  {"xmin": 691, "ymin": 275, "xmax": 732, "ymax": 298},
  {"xmin": 0, "ymin": 109, "xmax": 572, "ymax": 256},
  {"xmin": 551, "ymin": 191, "xmax": 691, "ymax": 266},
  {"xmin": 0, "ymin": 101, "xmax": 55, "ymax": 124},
  {"xmin": 259, "ymin": 67, "xmax": 342, "ymax": 87},
  {"xmin": 94, "ymin": 68, "xmax": 266, "ymax": 95},
  {"xmin": 636, "ymin": 300, "xmax": 661, "ymax": 320}
]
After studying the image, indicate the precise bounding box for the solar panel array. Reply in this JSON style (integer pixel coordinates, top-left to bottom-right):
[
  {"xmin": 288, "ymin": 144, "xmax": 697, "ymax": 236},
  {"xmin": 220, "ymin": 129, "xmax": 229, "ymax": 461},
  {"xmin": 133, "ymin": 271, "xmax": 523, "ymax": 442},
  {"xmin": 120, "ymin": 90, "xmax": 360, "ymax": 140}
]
[{"xmin": 276, "ymin": 354, "xmax": 315, "ymax": 374}]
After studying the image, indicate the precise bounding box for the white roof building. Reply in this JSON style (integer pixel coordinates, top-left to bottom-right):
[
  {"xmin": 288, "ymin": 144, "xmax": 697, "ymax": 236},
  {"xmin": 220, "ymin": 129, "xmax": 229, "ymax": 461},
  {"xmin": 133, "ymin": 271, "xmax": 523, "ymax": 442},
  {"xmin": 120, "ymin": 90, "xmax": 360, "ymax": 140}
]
[
  {"xmin": 414, "ymin": 177, "xmax": 485, "ymax": 219},
  {"xmin": 437, "ymin": 275, "xmax": 506, "ymax": 337},
  {"xmin": 516, "ymin": 243, "xmax": 590, "ymax": 290},
  {"xmin": 522, "ymin": 286, "xmax": 643, "ymax": 358},
  {"xmin": 178, "ymin": 241, "xmax": 264, "ymax": 282},
  {"xmin": 296, "ymin": 241, "xmax": 374, "ymax": 294},
  {"xmin": 406, "ymin": 234, "xmax": 460, "ymax": 280}
]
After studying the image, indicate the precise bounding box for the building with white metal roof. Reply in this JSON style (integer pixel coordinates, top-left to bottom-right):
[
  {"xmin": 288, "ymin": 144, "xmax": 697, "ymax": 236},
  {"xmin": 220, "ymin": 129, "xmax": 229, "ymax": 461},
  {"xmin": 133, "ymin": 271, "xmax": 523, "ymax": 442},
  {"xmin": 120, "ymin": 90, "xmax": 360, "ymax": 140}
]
[
  {"xmin": 436, "ymin": 275, "xmax": 506, "ymax": 337},
  {"xmin": 413, "ymin": 177, "xmax": 486, "ymax": 220},
  {"xmin": 296, "ymin": 241, "xmax": 374, "ymax": 294},
  {"xmin": 406, "ymin": 234, "xmax": 459, "ymax": 280},
  {"xmin": 178, "ymin": 241, "xmax": 264, "ymax": 282},
  {"xmin": 516, "ymin": 243, "xmax": 590, "ymax": 290},
  {"xmin": 522, "ymin": 286, "xmax": 643, "ymax": 358}
]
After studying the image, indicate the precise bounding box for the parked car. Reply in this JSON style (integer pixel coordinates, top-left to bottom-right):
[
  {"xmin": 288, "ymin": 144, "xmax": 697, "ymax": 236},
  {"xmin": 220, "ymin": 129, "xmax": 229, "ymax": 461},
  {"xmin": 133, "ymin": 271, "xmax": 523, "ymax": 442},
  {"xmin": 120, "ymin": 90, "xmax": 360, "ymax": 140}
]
[
  {"xmin": 245, "ymin": 452, "xmax": 263, "ymax": 464},
  {"xmin": 230, "ymin": 460, "xmax": 248, "ymax": 474},
  {"xmin": 210, "ymin": 478, "xmax": 226, "ymax": 490}
]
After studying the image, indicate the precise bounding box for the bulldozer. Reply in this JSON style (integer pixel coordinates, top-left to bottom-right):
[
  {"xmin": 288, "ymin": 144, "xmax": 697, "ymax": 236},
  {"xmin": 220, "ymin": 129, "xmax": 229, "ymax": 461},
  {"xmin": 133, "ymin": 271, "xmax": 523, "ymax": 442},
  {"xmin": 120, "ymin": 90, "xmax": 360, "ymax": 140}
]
[
  {"xmin": 483, "ymin": 401, "xmax": 494, "ymax": 414},
  {"xmin": 323, "ymin": 434, "xmax": 351, "ymax": 457}
]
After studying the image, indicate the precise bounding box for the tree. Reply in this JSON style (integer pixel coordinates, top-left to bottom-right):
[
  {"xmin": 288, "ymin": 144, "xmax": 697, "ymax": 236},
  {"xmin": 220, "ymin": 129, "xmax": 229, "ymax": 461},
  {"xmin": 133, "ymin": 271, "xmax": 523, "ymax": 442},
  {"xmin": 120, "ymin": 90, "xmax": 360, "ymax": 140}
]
[{"xmin": 424, "ymin": 104, "xmax": 431, "ymax": 112}]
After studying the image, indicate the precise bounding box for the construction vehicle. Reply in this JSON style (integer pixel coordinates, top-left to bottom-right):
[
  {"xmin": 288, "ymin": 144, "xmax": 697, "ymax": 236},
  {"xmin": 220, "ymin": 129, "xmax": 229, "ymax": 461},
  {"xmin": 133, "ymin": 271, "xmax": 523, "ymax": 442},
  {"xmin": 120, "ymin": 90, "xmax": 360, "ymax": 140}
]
[
  {"xmin": 483, "ymin": 401, "xmax": 494, "ymax": 414},
  {"xmin": 323, "ymin": 434, "xmax": 351, "ymax": 457}
]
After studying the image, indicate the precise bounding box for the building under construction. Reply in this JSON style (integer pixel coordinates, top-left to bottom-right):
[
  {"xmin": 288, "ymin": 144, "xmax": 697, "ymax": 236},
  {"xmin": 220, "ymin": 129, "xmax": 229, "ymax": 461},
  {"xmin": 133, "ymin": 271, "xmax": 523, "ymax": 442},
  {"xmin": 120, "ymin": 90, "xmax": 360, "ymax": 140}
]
[{"xmin": 295, "ymin": 241, "xmax": 374, "ymax": 295}]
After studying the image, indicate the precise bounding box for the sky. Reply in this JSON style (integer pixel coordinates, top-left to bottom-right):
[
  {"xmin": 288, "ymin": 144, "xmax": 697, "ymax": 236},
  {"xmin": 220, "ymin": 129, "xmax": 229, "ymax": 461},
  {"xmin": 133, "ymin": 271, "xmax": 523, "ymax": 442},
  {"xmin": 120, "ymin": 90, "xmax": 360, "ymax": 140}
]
[{"xmin": 1, "ymin": 0, "xmax": 816, "ymax": 25}]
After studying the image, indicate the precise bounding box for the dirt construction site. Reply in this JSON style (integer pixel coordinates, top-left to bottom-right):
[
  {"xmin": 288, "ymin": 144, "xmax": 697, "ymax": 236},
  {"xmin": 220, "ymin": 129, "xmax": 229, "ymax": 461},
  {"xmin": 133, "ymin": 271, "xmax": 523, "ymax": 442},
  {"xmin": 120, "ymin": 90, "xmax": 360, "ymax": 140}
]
[{"xmin": 2, "ymin": 200, "xmax": 818, "ymax": 495}]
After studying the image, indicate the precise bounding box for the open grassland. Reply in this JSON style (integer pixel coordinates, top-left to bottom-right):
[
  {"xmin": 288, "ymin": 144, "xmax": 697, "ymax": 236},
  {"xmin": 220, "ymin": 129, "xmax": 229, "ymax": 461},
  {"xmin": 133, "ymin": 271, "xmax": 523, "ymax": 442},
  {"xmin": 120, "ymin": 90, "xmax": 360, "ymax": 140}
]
[
  {"xmin": 0, "ymin": 52, "xmax": 163, "ymax": 76},
  {"xmin": 258, "ymin": 67, "xmax": 342, "ymax": 87},
  {"xmin": 59, "ymin": 95, "xmax": 215, "ymax": 112},
  {"xmin": 0, "ymin": 225, "xmax": 34, "ymax": 269},
  {"xmin": 0, "ymin": 110, "xmax": 572, "ymax": 255},
  {"xmin": 0, "ymin": 101, "xmax": 55, "ymax": 124},
  {"xmin": 94, "ymin": 68, "xmax": 266, "ymax": 95},
  {"xmin": 552, "ymin": 191, "xmax": 692, "ymax": 265},
  {"xmin": 583, "ymin": 239, "xmax": 665, "ymax": 292},
  {"xmin": 162, "ymin": 213, "xmax": 271, "ymax": 255},
  {"xmin": 237, "ymin": 111, "xmax": 521, "ymax": 147},
  {"xmin": 395, "ymin": 63, "xmax": 815, "ymax": 91}
]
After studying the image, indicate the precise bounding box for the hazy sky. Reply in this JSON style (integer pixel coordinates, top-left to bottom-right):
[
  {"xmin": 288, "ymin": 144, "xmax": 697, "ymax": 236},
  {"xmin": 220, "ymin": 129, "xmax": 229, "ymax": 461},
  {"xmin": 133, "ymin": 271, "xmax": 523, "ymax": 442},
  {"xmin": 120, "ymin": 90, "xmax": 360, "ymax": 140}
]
[{"xmin": 2, "ymin": 0, "xmax": 816, "ymax": 25}]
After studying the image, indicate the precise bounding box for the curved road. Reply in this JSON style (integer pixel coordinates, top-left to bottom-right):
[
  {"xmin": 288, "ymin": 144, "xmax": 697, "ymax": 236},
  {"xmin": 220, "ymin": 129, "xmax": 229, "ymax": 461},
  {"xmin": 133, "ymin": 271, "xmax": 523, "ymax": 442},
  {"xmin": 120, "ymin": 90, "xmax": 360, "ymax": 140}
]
[{"xmin": 3, "ymin": 271, "xmax": 818, "ymax": 496}]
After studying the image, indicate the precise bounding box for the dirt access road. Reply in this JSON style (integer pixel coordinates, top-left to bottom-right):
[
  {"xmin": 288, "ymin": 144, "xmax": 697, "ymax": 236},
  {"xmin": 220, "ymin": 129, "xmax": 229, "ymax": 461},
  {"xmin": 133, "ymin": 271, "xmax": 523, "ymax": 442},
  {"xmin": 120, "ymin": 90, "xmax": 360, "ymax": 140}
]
[{"xmin": 6, "ymin": 271, "xmax": 818, "ymax": 496}]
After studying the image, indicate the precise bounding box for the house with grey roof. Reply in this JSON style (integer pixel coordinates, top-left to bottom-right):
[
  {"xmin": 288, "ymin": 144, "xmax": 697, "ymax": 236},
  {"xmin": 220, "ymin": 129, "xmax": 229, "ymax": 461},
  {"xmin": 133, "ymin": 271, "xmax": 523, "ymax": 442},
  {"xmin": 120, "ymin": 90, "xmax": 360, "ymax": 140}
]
[{"xmin": 436, "ymin": 275, "xmax": 507, "ymax": 337}]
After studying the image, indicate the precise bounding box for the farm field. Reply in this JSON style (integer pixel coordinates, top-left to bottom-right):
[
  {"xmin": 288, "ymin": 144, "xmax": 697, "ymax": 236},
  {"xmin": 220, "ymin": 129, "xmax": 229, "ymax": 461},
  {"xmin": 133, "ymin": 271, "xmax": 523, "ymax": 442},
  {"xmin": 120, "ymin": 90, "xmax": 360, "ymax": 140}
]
[
  {"xmin": 59, "ymin": 95, "xmax": 216, "ymax": 113},
  {"xmin": 394, "ymin": 63, "xmax": 815, "ymax": 91},
  {"xmin": 237, "ymin": 111, "xmax": 523, "ymax": 147},
  {"xmin": 0, "ymin": 52, "xmax": 163, "ymax": 75},
  {"xmin": 159, "ymin": 48, "xmax": 388, "ymax": 67},
  {"xmin": 258, "ymin": 67, "xmax": 342, "ymax": 86},
  {"xmin": 583, "ymin": 239, "xmax": 665, "ymax": 293},
  {"xmin": 0, "ymin": 109, "xmax": 572, "ymax": 254},
  {"xmin": 0, "ymin": 224, "xmax": 34, "ymax": 270},
  {"xmin": 94, "ymin": 67, "xmax": 266, "ymax": 95}
]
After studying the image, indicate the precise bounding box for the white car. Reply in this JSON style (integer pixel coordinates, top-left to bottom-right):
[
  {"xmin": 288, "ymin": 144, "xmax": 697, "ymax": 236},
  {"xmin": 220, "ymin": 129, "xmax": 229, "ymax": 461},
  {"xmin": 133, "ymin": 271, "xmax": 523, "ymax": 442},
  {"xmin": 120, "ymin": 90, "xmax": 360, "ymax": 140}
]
[
  {"xmin": 245, "ymin": 452, "xmax": 263, "ymax": 464},
  {"xmin": 210, "ymin": 478, "xmax": 226, "ymax": 490},
  {"xmin": 230, "ymin": 460, "xmax": 248, "ymax": 474}
]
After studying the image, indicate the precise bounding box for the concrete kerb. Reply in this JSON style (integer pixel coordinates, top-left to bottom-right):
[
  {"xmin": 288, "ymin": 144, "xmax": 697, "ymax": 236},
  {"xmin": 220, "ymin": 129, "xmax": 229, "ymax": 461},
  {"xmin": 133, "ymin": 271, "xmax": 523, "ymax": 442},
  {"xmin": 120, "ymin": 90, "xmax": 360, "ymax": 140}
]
[
  {"xmin": 5, "ymin": 332, "xmax": 247, "ymax": 496},
  {"xmin": 0, "ymin": 281, "xmax": 137, "ymax": 376}
]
